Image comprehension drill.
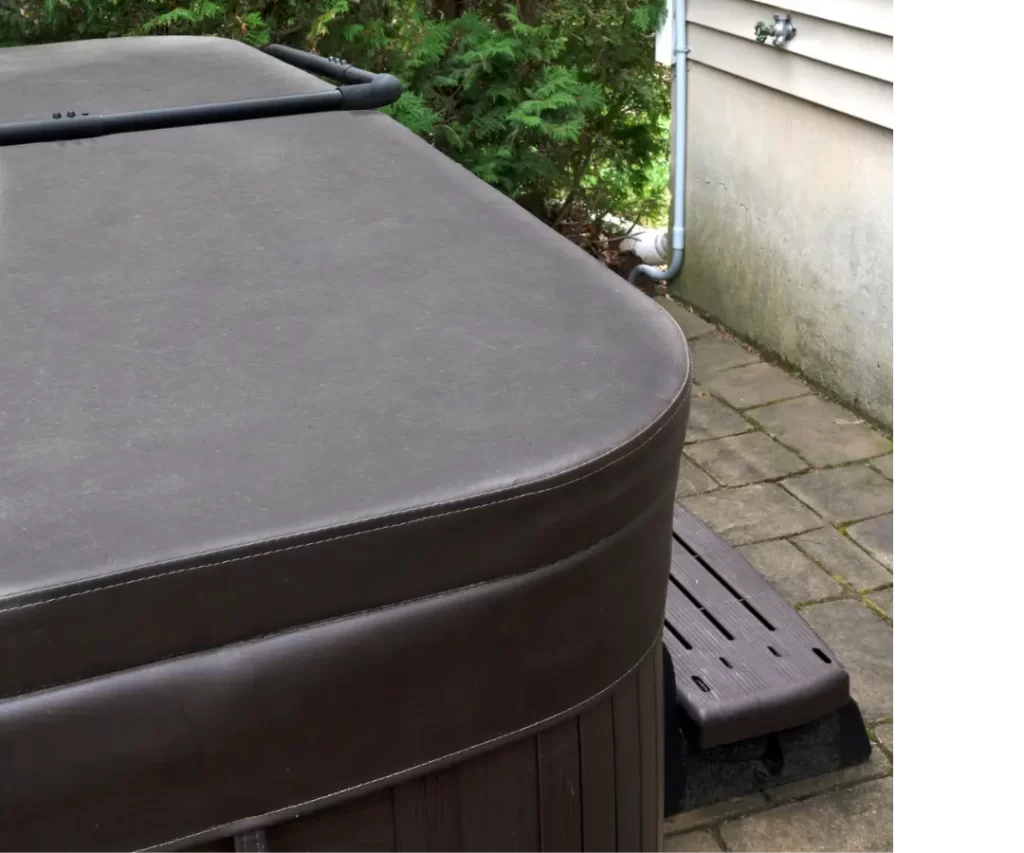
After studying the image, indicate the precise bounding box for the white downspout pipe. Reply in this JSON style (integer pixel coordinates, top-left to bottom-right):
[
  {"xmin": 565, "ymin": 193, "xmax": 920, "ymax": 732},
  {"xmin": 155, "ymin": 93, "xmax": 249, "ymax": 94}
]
[{"xmin": 628, "ymin": 0, "xmax": 688, "ymax": 285}]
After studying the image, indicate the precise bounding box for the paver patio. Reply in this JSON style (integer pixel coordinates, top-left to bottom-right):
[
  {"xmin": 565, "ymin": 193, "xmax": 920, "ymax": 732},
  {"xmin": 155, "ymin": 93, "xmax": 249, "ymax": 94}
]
[{"xmin": 658, "ymin": 296, "xmax": 893, "ymax": 853}]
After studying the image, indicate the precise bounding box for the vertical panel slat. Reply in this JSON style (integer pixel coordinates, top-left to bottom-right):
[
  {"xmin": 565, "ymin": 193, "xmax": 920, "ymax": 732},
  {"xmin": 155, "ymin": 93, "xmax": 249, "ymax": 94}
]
[
  {"xmin": 655, "ymin": 641, "xmax": 666, "ymax": 851},
  {"xmin": 394, "ymin": 778, "xmax": 428, "ymax": 852},
  {"xmin": 537, "ymin": 717, "xmax": 583, "ymax": 851},
  {"xmin": 637, "ymin": 648, "xmax": 660, "ymax": 852},
  {"xmin": 424, "ymin": 769, "xmax": 464, "ymax": 851},
  {"xmin": 395, "ymin": 768, "xmax": 463, "ymax": 852},
  {"xmin": 612, "ymin": 672, "xmax": 642, "ymax": 852},
  {"xmin": 459, "ymin": 738, "xmax": 540, "ymax": 851},
  {"xmin": 579, "ymin": 696, "xmax": 617, "ymax": 852}
]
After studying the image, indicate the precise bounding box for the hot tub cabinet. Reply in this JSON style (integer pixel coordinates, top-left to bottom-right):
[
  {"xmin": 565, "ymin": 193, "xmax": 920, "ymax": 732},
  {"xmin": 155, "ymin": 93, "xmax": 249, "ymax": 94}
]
[{"xmin": 0, "ymin": 37, "xmax": 691, "ymax": 851}]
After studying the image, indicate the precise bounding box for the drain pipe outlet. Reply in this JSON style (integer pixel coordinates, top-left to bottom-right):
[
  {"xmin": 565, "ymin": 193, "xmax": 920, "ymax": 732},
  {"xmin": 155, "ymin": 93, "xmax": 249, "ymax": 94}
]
[
  {"xmin": 619, "ymin": 228, "xmax": 670, "ymax": 265},
  {"xmin": 629, "ymin": 0, "xmax": 688, "ymax": 286}
]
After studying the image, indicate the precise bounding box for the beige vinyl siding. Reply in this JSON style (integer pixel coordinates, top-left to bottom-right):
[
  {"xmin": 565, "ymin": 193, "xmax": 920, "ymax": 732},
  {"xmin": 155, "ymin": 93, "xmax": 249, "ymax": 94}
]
[
  {"xmin": 762, "ymin": 0, "xmax": 892, "ymax": 34},
  {"xmin": 684, "ymin": 0, "xmax": 893, "ymax": 128}
]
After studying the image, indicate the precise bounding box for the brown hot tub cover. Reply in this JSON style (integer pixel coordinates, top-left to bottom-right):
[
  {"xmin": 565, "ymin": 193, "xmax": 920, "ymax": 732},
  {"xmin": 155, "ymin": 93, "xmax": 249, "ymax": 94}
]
[{"xmin": 0, "ymin": 37, "xmax": 691, "ymax": 850}]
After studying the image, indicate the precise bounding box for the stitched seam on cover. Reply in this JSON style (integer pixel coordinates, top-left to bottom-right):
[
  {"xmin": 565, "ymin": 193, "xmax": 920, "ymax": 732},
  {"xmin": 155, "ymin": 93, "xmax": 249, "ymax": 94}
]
[
  {"xmin": 3, "ymin": 371, "xmax": 690, "ymax": 615},
  {"xmin": 0, "ymin": 484, "xmax": 673, "ymax": 702}
]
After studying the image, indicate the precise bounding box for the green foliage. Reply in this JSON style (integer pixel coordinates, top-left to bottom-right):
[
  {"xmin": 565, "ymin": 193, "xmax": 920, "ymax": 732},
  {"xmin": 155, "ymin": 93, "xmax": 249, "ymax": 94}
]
[
  {"xmin": 322, "ymin": 1, "xmax": 671, "ymax": 241},
  {"xmin": 0, "ymin": 1, "xmax": 354, "ymax": 48},
  {"xmin": 1, "ymin": 0, "xmax": 671, "ymax": 248}
]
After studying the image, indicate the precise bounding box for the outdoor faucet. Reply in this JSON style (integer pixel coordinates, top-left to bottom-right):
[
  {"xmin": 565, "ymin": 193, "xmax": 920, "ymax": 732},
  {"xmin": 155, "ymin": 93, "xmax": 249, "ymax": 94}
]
[{"xmin": 754, "ymin": 14, "xmax": 797, "ymax": 47}]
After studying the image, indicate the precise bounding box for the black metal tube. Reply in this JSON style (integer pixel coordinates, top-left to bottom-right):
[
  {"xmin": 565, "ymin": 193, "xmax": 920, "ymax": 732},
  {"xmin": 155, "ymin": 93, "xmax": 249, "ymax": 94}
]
[
  {"xmin": 0, "ymin": 44, "xmax": 401, "ymax": 148},
  {"xmin": 263, "ymin": 44, "xmax": 375, "ymax": 84},
  {"xmin": 261, "ymin": 45, "xmax": 402, "ymax": 108},
  {"xmin": 0, "ymin": 91, "xmax": 345, "ymax": 146}
]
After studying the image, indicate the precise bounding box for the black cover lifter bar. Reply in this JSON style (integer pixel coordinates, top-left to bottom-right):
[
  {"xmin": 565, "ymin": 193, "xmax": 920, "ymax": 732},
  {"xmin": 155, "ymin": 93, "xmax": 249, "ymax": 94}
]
[{"xmin": 0, "ymin": 44, "xmax": 401, "ymax": 147}]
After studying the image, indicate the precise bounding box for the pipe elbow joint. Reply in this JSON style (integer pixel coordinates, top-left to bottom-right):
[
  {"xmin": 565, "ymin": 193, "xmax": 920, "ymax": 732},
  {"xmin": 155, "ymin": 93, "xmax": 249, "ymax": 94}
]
[
  {"xmin": 370, "ymin": 73, "xmax": 403, "ymax": 108},
  {"xmin": 627, "ymin": 248, "xmax": 685, "ymax": 286}
]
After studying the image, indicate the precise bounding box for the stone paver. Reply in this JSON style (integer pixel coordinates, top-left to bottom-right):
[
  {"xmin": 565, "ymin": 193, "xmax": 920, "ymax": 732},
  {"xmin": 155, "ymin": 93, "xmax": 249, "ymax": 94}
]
[
  {"xmin": 869, "ymin": 454, "xmax": 893, "ymax": 479},
  {"xmin": 802, "ymin": 600, "xmax": 893, "ymax": 722},
  {"xmin": 869, "ymin": 588, "xmax": 893, "ymax": 621},
  {"xmin": 747, "ymin": 396, "xmax": 892, "ymax": 467},
  {"xmin": 663, "ymin": 300, "xmax": 892, "ymax": 853},
  {"xmin": 687, "ymin": 333, "xmax": 761, "ymax": 383},
  {"xmin": 874, "ymin": 723, "xmax": 893, "ymax": 754},
  {"xmin": 685, "ymin": 390, "xmax": 753, "ymax": 444},
  {"xmin": 738, "ymin": 540, "xmax": 842, "ymax": 604},
  {"xmin": 848, "ymin": 513, "xmax": 893, "ymax": 569},
  {"xmin": 791, "ymin": 527, "xmax": 893, "ymax": 592},
  {"xmin": 720, "ymin": 778, "xmax": 893, "ymax": 853},
  {"xmin": 664, "ymin": 830, "xmax": 723, "ymax": 852},
  {"xmin": 686, "ymin": 432, "xmax": 806, "ymax": 487},
  {"xmin": 703, "ymin": 362, "xmax": 809, "ymax": 410},
  {"xmin": 657, "ymin": 296, "xmax": 716, "ymax": 340},
  {"xmin": 683, "ymin": 484, "xmax": 823, "ymax": 546},
  {"xmin": 677, "ymin": 456, "xmax": 719, "ymax": 498},
  {"xmin": 783, "ymin": 465, "xmax": 893, "ymax": 524}
]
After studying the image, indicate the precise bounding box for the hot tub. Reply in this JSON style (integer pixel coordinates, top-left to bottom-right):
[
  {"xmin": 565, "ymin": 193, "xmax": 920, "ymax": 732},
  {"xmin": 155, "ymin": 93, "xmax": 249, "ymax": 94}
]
[{"xmin": 0, "ymin": 36, "xmax": 691, "ymax": 851}]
